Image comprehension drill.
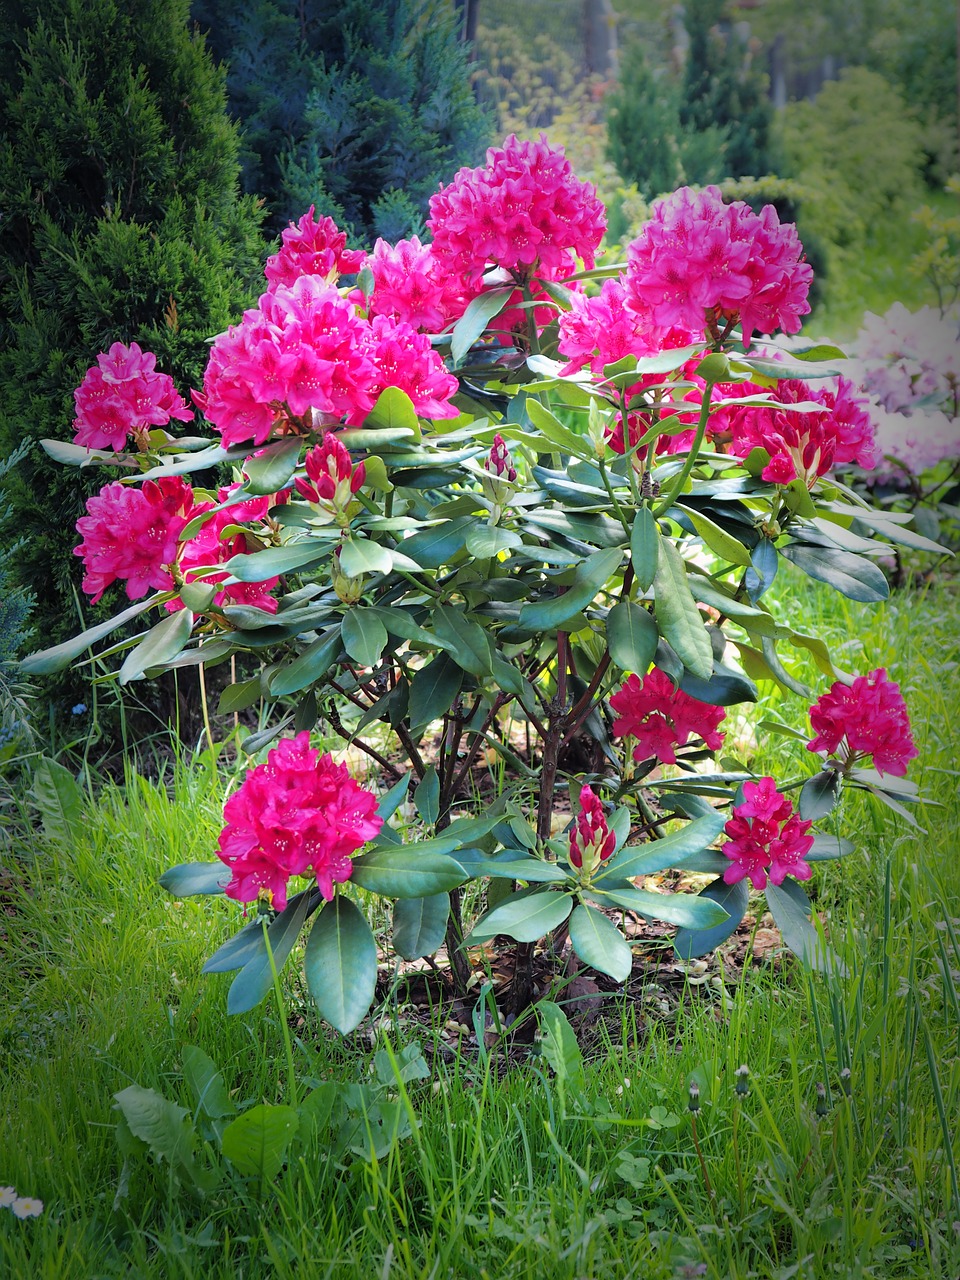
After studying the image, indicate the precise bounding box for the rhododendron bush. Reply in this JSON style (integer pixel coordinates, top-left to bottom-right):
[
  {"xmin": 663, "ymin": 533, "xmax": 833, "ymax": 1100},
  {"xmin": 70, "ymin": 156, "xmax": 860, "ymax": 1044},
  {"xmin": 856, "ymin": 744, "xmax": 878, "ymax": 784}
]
[{"xmin": 26, "ymin": 135, "xmax": 940, "ymax": 1033}]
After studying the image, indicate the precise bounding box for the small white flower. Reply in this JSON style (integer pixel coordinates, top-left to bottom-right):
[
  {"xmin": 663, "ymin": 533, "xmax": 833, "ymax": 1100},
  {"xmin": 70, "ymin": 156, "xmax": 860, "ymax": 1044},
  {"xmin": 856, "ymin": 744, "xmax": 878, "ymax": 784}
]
[
  {"xmin": 0, "ymin": 1186, "xmax": 16, "ymax": 1207},
  {"xmin": 12, "ymin": 1197, "xmax": 43, "ymax": 1219}
]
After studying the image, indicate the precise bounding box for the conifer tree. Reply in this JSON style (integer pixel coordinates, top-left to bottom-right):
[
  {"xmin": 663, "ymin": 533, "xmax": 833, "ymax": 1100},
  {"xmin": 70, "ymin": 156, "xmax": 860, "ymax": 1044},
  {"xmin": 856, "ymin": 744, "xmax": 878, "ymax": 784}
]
[
  {"xmin": 191, "ymin": 0, "xmax": 490, "ymax": 243},
  {"xmin": 0, "ymin": 0, "xmax": 267, "ymax": 661}
]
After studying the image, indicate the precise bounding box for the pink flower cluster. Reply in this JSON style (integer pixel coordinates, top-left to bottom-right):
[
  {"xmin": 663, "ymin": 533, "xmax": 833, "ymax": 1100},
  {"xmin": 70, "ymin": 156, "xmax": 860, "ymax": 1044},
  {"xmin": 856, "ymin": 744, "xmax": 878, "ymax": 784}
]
[
  {"xmin": 217, "ymin": 732, "xmax": 383, "ymax": 909},
  {"xmin": 869, "ymin": 404, "xmax": 960, "ymax": 480},
  {"xmin": 196, "ymin": 276, "xmax": 458, "ymax": 447},
  {"xmin": 721, "ymin": 777, "xmax": 814, "ymax": 890},
  {"xmin": 264, "ymin": 206, "xmax": 366, "ymax": 290},
  {"xmin": 73, "ymin": 341, "xmax": 192, "ymax": 451},
  {"xmin": 610, "ymin": 668, "xmax": 726, "ymax": 765},
  {"xmin": 74, "ymin": 478, "xmax": 281, "ymax": 611},
  {"xmin": 558, "ymin": 278, "xmax": 663, "ymax": 375},
  {"xmin": 569, "ymin": 784, "xmax": 616, "ymax": 875},
  {"xmin": 807, "ymin": 668, "xmax": 918, "ymax": 778},
  {"xmin": 427, "ymin": 134, "xmax": 606, "ymax": 288},
  {"xmin": 295, "ymin": 434, "xmax": 366, "ymax": 515},
  {"xmin": 363, "ymin": 236, "xmax": 465, "ymax": 332},
  {"xmin": 74, "ymin": 477, "xmax": 194, "ymax": 603},
  {"xmin": 854, "ymin": 303, "xmax": 960, "ymax": 418},
  {"xmin": 624, "ymin": 186, "xmax": 812, "ymax": 347}
]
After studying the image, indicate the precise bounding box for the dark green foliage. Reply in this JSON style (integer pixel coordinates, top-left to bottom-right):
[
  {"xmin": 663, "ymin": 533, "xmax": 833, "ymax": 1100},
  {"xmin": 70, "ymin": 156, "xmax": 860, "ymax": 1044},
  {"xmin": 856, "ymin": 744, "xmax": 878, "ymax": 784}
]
[
  {"xmin": 0, "ymin": 0, "xmax": 267, "ymax": 668},
  {"xmin": 192, "ymin": 0, "xmax": 490, "ymax": 243},
  {"xmin": 605, "ymin": 44, "xmax": 686, "ymax": 200},
  {"xmin": 679, "ymin": 0, "xmax": 771, "ymax": 181}
]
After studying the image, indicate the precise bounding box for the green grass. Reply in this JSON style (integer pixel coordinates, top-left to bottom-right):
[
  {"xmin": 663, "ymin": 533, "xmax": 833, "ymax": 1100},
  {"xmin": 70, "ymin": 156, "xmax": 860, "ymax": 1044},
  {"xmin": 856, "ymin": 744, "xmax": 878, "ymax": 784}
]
[{"xmin": 1, "ymin": 572, "xmax": 959, "ymax": 1278}]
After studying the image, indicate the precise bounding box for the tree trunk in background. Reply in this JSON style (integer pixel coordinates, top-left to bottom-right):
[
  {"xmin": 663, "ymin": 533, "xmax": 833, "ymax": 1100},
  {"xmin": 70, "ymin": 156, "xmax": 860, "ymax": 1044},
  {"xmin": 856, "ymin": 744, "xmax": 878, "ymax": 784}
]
[
  {"xmin": 455, "ymin": 0, "xmax": 479, "ymax": 46},
  {"xmin": 582, "ymin": 0, "xmax": 617, "ymax": 77}
]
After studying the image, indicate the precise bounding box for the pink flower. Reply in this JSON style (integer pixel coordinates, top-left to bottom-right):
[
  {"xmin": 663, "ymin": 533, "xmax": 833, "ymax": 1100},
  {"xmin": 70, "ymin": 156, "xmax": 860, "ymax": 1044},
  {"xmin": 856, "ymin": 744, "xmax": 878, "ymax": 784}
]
[
  {"xmin": 610, "ymin": 668, "xmax": 726, "ymax": 766},
  {"xmin": 296, "ymin": 434, "xmax": 366, "ymax": 513},
  {"xmin": 363, "ymin": 236, "xmax": 466, "ymax": 332},
  {"xmin": 73, "ymin": 342, "xmax": 192, "ymax": 451},
  {"xmin": 174, "ymin": 485, "xmax": 280, "ymax": 615},
  {"xmin": 568, "ymin": 783, "xmax": 616, "ymax": 875},
  {"xmin": 624, "ymin": 186, "xmax": 812, "ymax": 347},
  {"xmin": 427, "ymin": 134, "xmax": 606, "ymax": 288},
  {"xmin": 807, "ymin": 668, "xmax": 918, "ymax": 777},
  {"xmin": 74, "ymin": 477, "xmax": 194, "ymax": 603},
  {"xmin": 558, "ymin": 278, "xmax": 663, "ymax": 376},
  {"xmin": 264, "ymin": 206, "xmax": 366, "ymax": 290},
  {"xmin": 369, "ymin": 315, "xmax": 460, "ymax": 419},
  {"xmin": 217, "ymin": 733, "xmax": 383, "ymax": 908},
  {"xmin": 196, "ymin": 277, "xmax": 380, "ymax": 445},
  {"xmin": 722, "ymin": 778, "xmax": 814, "ymax": 889}
]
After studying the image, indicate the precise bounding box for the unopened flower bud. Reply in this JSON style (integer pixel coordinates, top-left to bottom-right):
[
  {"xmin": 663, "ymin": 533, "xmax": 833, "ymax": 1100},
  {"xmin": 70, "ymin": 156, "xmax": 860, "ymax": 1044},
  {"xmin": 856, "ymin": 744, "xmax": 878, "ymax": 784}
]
[
  {"xmin": 840, "ymin": 1067, "xmax": 852, "ymax": 1098},
  {"xmin": 734, "ymin": 1064, "xmax": 750, "ymax": 1097},
  {"xmin": 297, "ymin": 433, "xmax": 365, "ymax": 526},
  {"xmin": 568, "ymin": 784, "xmax": 616, "ymax": 880},
  {"xmin": 815, "ymin": 1081, "xmax": 829, "ymax": 1117},
  {"xmin": 331, "ymin": 546, "xmax": 365, "ymax": 604},
  {"xmin": 688, "ymin": 1081, "xmax": 701, "ymax": 1114}
]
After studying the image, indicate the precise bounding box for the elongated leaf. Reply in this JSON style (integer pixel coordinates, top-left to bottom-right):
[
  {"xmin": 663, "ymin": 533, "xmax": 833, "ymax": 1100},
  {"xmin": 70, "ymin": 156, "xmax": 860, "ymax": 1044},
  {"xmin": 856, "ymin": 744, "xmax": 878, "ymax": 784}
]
[
  {"xmin": 453, "ymin": 848, "xmax": 569, "ymax": 883},
  {"xmin": 630, "ymin": 507, "xmax": 659, "ymax": 591},
  {"xmin": 568, "ymin": 904, "xmax": 632, "ymax": 982},
  {"xmin": 592, "ymin": 885, "xmax": 728, "ymax": 929},
  {"xmin": 807, "ymin": 833, "xmax": 855, "ymax": 861},
  {"xmin": 31, "ymin": 757, "xmax": 83, "ymax": 843},
  {"xmin": 745, "ymin": 536, "xmax": 779, "ymax": 603},
  {"xmin": 350, "ymin": 848, "xmax": 468, "ymax": 898},
  {"xmin": 677, "ymin": 504, "xmax": 752, "ymax": 567},
  {"xmin": 519, "ymin": 547, "xmax": 622, "ymax": 630},
  {"xmin": 766, "ymin": 879, "xmax": 844, "ymax": 973},
  {"xmin": 413, "ymin": 764, "xmax": 440, "ymax": 825},
  {"xmin": 114, "ymin": 1085, "xmax": 194, "ymax": 1168},
  {"xmin": 226, "ymin": 892, "xmax": 312, "ymax": 1015},
  {"xmin": 653, "ymin": 539, "xmax": 713, "ymax": 679},
  {"xmin": 598, "ymin": 810, "xmax": 726, "ymax": 881},
  {"xmin": 269, "ymin": 627, "xmax": 343, "ymax": 697},
  {"xmin": 799, "ymin": 768, "xmax": 841, "ymax": 820},
  {"xmin": 673, "ymin": 877, "xmax": 749, "ymax": 959},
  {"xmin": 338, "ymin": 537, "xmax": 394, "ymax": 578},
  {"xmin": 243, "ymin": 437, "xmax": 302, "ymax": 495},
  {"xmin": 467, "ymin": 888, "xmax": 573, "ymax": 943},
  {"xmin": 225, "ymin": 540, "xmax": 329, "ymax": 583},
  {"xmin": 679, "ymin": 661, "xmax": 757, "ymax": 706},
  {"xmin": 537, "ymin": 1000, "xmax": 585, "ymax": 1092},
  {"xmin": 525, "ymin": 398, "xmax": 588, "ymax": 455},
  {"xmin": 606, "ymin": 601, "xmax": 658, "ymax": 674},
  {"xmin": 363, "ymin": 385, "xmax": 421, "ymax": 435},
  {"xmin": 182, "ymin": 1045, "xmax": 236, "ymax": 1119},
  {"xmin": 401, "ymin": 516, "xmax": 472, "ymax": 569},
  {"xmin": 217, "ymin": 677, "xmax": 262, "ymax": 716},
  {"xmin": 221, "ymin": 1104, "xmax": 299, "ymax": 1181},
  {"xmin": 119, "ymin": 608, "xmax": 194, "ymax": 684},
  {"xmin": 432, "ymin": 605, "xmax": 494, "ymax": 677},
  {"xmin": 341, "ymin": 607, "xmax": 388, "ymax": 668},
  {"xmin": 21, "ymin": 594, "xmax": 161, "ymax": 675},
  {"xmin": 392, "ymin": 894, "xmax": 450, "ymax": 960},
  {"xmin": 451, "ymin": 288, "xmax": 513, "ymax": 366},
  {"xmin": 465, "ymin": 523, "xmax": 523, "ymax": 557},
  {"xmin": 377, "ymin": 772, "xmax": 411, "ymax": 820},
  {"xmin": 780, "ymin": 543, "xmax": 889, "ymax": 603},
  {"xmin": 304, "ymin": 897, "xmax": 378, "ymax": 1033},
  {"xmin": 160, "ymin": 861, "xmax": 231, "ymax": 896},
  {"xmin": 408, "ymin": 651, "xmax": 462, "ymax": 731}
]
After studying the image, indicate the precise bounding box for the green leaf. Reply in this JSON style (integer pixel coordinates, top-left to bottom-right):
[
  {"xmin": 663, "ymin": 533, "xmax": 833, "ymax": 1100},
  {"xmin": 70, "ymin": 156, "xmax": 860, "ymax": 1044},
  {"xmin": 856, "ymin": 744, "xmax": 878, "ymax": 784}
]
[
  {"xmin": 450, "ymin": 288, "xmax": 513, "ymax": 366},
  {"xmin": 113, "ymin": 1085, "xmax": 194, "ymax": 1169},
  {"xmin": 677, "ymin": 504, "xmax": 752, "ymax": 567},
  {"xmin": 536, "ymin": 999, "xmax": 585, "ymax": 1091},
  {"xmin": 224, "ymin": 540, "xmax": 329, "ymax": 583},
  {"xmin": 160, "ymin": 861, "xmax": 230, "ymax": 896},
  {"xmin": 807, "ymin": 833, "xmax": 855, "ymax": 861},
  {"xmin": 568, "ymin": 904, "xmax": 633, "ymax": 982},
  {"xmin": 734, "ymin": 354, "xmax": 842, "ymax": 382},
  {"xmin": 338, "ymin": 537, "xmax": 394, "ymax": 578},
  {"xmin": 408, "ymin": 651, "xmax": 463, "ymax": 732},
  {"xmin": 304, "ymin": 897, "xmax": 378, "ymax": 1034},
  {"xmin": 467, "ymin": 888, "xmax": 573, "ymax": 944},
  {"xmin": 31, "ymin": 757, "xmax": 83, "ymax": 843},
  {"xmin": 392, "ymin": 894, "xmax": 450, "ymax": 960},
  {"xmin": 679, "ymin": 661, "xmax": 757, "ymax": 706},
  {"xmin": 269, "ymin": 627, "xmax": 343, "ymax": 698},
  {"xmin": 518, "ymin": 547, "xmax": 622, "ymax": 630},
  {"xmin": 413, "ymin": 765, "xmax": 440, "ymax": 826},
  {"xmin": 376, "ymin": 772, "xmax": 411, "ymax": 820},
  {"xmin": 606, "ymin": 601, "xmax": 658, "ymax": 674},
  {"xmin": 525, "ymin": 398, "xmax": 589, "ymax": 455},
  {"xmin": 181, "ymin": 1045, "xmax": 236, "ymax": 1120},
  {"xmin": 401, "ymin": 516, "xmax": 472, "ymax": 569},
  {"xmin": 220, "ymin": 1104, "xmax": 299, "ymax": 1181},
  {"xmin": 349, "ymin": 848, "xmax": 468, "ymax": 898},
  {"xmin": 592, "ymin": 886, "xmax": 728, "ymax": 930},
  {"xmin": 217, "ymin": 677, "xmax": 262, "ymax": 716},
  {"xmin": 780, "ymin": 543, "xmax": 889, "ymax": 603},
  {"xmin": 464, "ymin": 523, "xmax": 524, "ymax": 558},
  {"xmin": 653, "ymin": 539, "xmax": 713, "ymax": 679},
  {"xmin": 341, "ymin": 607, "xmax": 388, "ymax": 667},
  {"xmin": 432, "ymin": 605, "xmax": 494, "ymax": 677},
  {"xmin": 766, "ymin": 879, "xmax": 844, "ymax": 974},
  {"xmin": 630, "ymin": 507, "xmax": 660, "ymax": 591},
  {"xmin": 118, "ymin": 608, "xmax": 194, "ymax": 684},
  {"xmin": 454, "ymin": 849, "xmax": 570, "ymax": 883},
  {"xmin": 226, "ymin": 892, "xmax": 312, "ymax": 1016},
  {"xmin": 673, "ymin": 878, "xmax": 749, "ymax": 959},
  {"xmin": 243, "ymin": 437, "xmax": 302, "ymax": 495},
  {"xmin": 178, "ymin": 582, "xmax": 219, "ymax": 613},
  {"xmin": 598, "ymin": 811, "xmax": 726, "ymax": 881},
  {"xmin": 20, "ymin": 594, "xmax": 161, "ymax": 675},
  {"xmin": 363, "ymin": 385, "xmax": 422, "ymax": 436},
  {"xmin": 799, "ymin": 769, "xmax": 841, "ymax": 821}
]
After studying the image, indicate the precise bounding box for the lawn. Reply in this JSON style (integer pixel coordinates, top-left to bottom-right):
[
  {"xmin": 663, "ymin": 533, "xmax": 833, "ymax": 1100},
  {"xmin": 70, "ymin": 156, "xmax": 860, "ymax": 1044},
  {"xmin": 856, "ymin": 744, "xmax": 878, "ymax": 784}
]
[{"xmin": 2, "ymin": 568, "xmax": 958, "ymax": 1279}]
